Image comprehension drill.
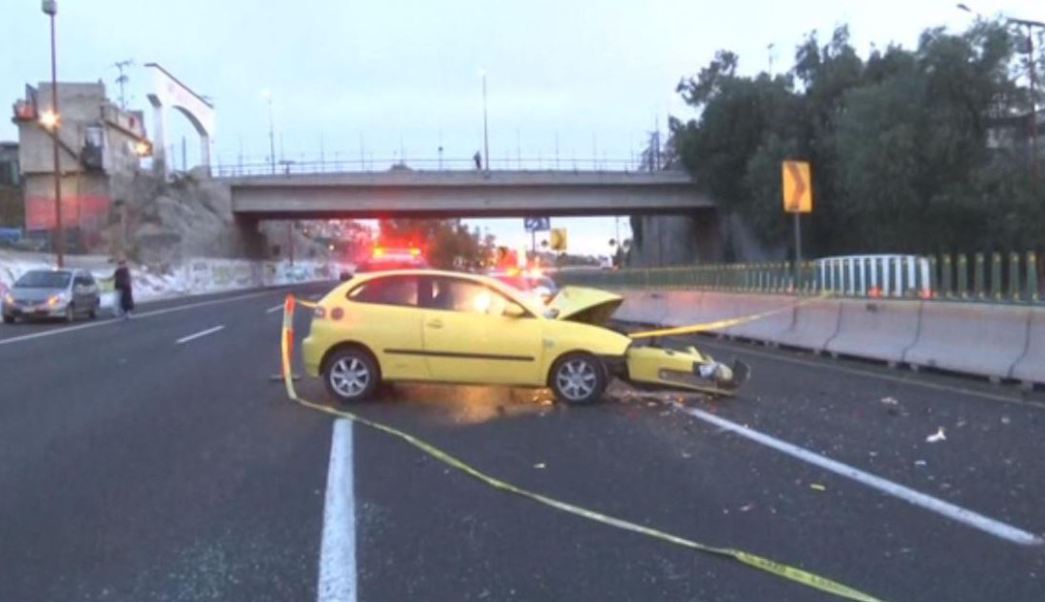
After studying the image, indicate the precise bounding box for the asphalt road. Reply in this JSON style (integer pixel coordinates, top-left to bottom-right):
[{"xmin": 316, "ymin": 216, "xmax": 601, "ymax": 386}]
[{"xmin": 1, "ymin": 284, "xmax": 1043, "ymax": 601}]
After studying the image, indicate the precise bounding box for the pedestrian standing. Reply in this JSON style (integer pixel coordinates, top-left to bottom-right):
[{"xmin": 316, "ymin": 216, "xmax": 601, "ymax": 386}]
[
  {"xmin": 113, "ymin": 259, "xmax": 134, "ymax": 319},
  {"xmin": 473, "ymin": 151, "xmax": 482, "ymax": 170}
]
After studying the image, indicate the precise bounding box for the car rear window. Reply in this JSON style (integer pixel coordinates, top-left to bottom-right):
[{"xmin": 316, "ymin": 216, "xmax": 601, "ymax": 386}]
[
  {"xmin": 15, "ymin": 271, "xmax": 71, "ymax": 288},
  {"xmin": 348, "ymin": 276, "xmax": 418, "ymax": 307}
]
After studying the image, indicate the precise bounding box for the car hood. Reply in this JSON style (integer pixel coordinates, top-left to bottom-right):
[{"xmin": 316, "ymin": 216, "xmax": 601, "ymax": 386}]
[
  {"xmin": 10, "ymin": 288, "xmax": 64, "ymax": 303},
  {"xmin": 547, "ymin": 286, "xmax": 623, "ymax": 324}
]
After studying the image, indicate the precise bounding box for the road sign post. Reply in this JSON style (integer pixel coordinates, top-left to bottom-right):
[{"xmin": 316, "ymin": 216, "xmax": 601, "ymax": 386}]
[
  {"xmin": 782, "ymin": 160, "xmax": 813, "ymax": 290},
  {"xmin": 525, "ymin": 216, "xmax": 551, "ymax": 257}
]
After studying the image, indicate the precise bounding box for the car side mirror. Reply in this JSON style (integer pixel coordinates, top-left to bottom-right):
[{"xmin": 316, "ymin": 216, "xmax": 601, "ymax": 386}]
[
  {"xmin": 503, "ymin": 303, "xmax": 527, "ymax": 318},
  {"xmin": 542, "ymin": 308, "xmax": 560, "ymax": 319}
]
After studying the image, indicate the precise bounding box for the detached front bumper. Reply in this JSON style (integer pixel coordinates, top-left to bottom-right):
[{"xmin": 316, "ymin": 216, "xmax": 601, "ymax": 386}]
[{"xmin": 623, "ymin": 345, "xmax": 748, "ymax": 393}]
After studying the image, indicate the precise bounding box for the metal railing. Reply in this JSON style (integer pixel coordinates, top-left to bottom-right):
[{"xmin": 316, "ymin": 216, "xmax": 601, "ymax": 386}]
[
  {"xmin": 556, "ymin": 251, "xmax": 1043, "ymax": 304},
  {"xmin": 212, "ymin": 155, "xmax": 645, "ymax": 178}
]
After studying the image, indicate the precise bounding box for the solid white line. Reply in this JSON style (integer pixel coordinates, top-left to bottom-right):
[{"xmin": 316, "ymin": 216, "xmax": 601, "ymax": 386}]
[
  {"xmin": 266, "ymin": 304, "xmax": 284, "ymax": 314},
  {"xmin": 0, "ymin": 290, "xmax": 276, "ymax": 347},
  {"xmin": 317, "ymin": 419, "xmax": 357, "ymax": 602},
  {"xmin": 174, "ymin": 325, "xmax": 225, "ymax": 345},
  {"xmin": 675, "ymin": 403, "xmax": 1044, "ymax": 546}
]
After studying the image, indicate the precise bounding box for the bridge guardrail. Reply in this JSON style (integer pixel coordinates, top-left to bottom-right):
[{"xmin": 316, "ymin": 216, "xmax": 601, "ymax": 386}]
[{"xmin": 556, "ymin": 251, "xmax": 1043, "ymax": 305}]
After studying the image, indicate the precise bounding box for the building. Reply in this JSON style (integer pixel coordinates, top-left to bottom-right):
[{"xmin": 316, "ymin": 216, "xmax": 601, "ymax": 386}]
[{"xmin": 10, "ymin": 81, "xmax": 149, "ymax": 251}]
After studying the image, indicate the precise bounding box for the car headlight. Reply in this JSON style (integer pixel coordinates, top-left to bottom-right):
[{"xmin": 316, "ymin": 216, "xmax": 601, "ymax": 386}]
[
  {"xmin": 2, "ymin": 293, "xmax": 13, "ymax": 305},
  {"xmin": 47, "ymin": 292, "xmax": 69, "ymax": 306}
]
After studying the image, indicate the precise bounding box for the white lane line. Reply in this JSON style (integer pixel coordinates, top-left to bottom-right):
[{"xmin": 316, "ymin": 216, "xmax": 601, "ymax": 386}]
[
  {"xmin": 318, "ymin": 419, "xmax": 357, "ymax": 602},
  {"xmin": 0, "ymin": 290, "xmax": 276, "ymax": 347},
  {"xmin": 675, "ymin": 403, "xmax": 1044, "ymax": 546},
  {"xmin": 266, "ymin": 304, "xmax": 284, "ymax": 314},
  {"xmin": 174, "ymin": 325, "xmax": 225, "ymax": 345}
]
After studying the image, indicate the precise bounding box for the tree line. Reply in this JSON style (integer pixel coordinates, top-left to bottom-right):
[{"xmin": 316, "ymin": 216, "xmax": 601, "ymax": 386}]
[{"xmin": 669, "ymin": 21, "xmax": 1045, "ymax": 258}]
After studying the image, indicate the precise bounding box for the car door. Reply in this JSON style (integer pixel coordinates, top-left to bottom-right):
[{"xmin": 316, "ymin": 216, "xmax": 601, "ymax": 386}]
[
  {"xmin": 72, "ymin": 273, "xmax": 92, "ymax": 310},
  {"xmin": 344, "ymin": 274, "xmax": 428, "ymax": 380},
  {"xmin": 80, "ymin": 272, "xmax": 99, "ymax": 309},
  {"xmin": 420, "ymin": 276, "xmax": 543, "ymax": 386}
]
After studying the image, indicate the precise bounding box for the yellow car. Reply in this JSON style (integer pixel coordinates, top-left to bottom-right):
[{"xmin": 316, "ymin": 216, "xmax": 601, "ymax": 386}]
[{"xmin": 301, "ymin": 270, "xmax": 746, "ymax": 404}]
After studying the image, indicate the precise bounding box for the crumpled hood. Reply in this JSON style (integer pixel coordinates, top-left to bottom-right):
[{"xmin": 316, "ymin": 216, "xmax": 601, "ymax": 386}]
[{"xmin": 546, "ymin": 286, "xmax": 623, "ymax": 324}]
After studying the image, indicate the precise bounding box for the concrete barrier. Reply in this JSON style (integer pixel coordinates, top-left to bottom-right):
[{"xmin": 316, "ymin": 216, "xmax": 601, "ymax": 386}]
[
  {"xmin": 660, "ymin": 290, "xmax": 705, "ymax": 327},
  {"xmin": 825, "ymin": 299, "xmax": 921, "ymax": 366},
  {"xmin": 718, "ymin": 293, "xmax": 797, "ymax": 343},
  {"xmin": 903, "ymin": 302, "xmax": 1031, "ymax": 382},
  {"xmin": 775, "ymin": 298, "xmax": 843, "ymax": 352},
  {"xmin": 1011, "ymin": 307, "xmax": 1045, "ymax": 386},
  {"xmin": 613, "ymin": 290, "xmax": 668, "ymax": 325}
]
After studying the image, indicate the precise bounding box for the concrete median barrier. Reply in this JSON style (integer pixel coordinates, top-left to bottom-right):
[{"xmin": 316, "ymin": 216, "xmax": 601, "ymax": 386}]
[
  {"xmin": 719, "ymin": 294, "xmax": 797, "ymax": 343},
  {"xmin": 825, "ymin": 299, "xmax": 921, "ymax": 366},
  {"xmin": 903, "ymin": 302, "xmax": 1031, "ymax": 382},
  {"xmin": 1011, "ymin": 307, "xmax": 1045, "ymax": 387},
  {"xmin": 660, "ymin": 290, "xmax": 705, "ymax": 327},
  {"xmin": 613, "ymin": 290, "xmax": 668, "ymax": 325},
  {"xmin": 775, "ymin": 298, "xmax": 843, "ymax": 352}
]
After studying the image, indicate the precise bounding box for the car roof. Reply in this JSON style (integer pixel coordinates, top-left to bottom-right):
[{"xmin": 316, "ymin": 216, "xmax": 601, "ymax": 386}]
[{"xmin": 344, "ymin": 269, "xmax": 538, "ymax": 309}]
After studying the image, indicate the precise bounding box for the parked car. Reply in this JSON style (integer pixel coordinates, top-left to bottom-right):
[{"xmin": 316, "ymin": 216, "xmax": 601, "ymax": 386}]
[{"xmin": 2, "ymin": 269, "xmax": 101, "ymax": 323}]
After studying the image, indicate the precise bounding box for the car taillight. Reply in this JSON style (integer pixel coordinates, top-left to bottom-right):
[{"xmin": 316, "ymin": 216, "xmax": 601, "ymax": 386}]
[{"xmin": 314, "ymin": 307, "xmax": 327, "ymax": 319}]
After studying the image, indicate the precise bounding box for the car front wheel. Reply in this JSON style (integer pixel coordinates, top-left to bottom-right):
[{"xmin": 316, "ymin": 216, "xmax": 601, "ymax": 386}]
[
  {"xmin": 550, "ymin": 353, "xmax": 607, "ymax": 405},
  {"xmin": 323, "ymin": 348, "xmax": 380, "ymax": 404}
]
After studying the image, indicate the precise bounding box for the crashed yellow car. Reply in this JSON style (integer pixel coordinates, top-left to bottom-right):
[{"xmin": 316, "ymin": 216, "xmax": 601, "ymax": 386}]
[{"xmin": 301, "ymin": 270, "xmax": 747, "ymax": 404}]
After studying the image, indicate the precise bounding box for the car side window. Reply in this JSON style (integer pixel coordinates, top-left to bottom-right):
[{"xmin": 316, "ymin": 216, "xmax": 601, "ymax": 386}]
[
  {"xmin": 429, "ymin": 277, "xmax": 517, "ymax": 316},
  {"xmin": 348, "ymin": 276, "xmax": 418, "ymax": 307}
]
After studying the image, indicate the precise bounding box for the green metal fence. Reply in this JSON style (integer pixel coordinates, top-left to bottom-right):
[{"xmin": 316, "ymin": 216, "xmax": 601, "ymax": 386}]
[{"xmin": 555, "ymin": 251, "xmax": 1044, "ymax": 304}]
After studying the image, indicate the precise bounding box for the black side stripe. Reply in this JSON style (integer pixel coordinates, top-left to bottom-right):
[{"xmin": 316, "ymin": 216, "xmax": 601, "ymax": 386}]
[{"xmin": 385, "ymin": 348, "xmax": 535, "ymax": 362}]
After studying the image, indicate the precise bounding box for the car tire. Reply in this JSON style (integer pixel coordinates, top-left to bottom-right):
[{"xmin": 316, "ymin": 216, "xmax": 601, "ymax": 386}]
[
  {"xmin": 64, "ymin": 304, "xmax": 75, "ymax": 323},
  {"xmin": 549, "ymin": 352, "xmax": 607, "ymax": 405},
  {"xmin": 323, "ymin": 347, "xmax": 380, "ymax": 404},
  {"xmin": 88, "ymin": 300, "xmax": 98, "ymax": 320}
]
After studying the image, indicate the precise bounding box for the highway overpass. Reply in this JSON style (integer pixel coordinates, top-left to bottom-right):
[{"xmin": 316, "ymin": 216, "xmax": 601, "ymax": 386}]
[{"xmin": 221, "ymin": 169, "xmax": 713, "ymax": 219}]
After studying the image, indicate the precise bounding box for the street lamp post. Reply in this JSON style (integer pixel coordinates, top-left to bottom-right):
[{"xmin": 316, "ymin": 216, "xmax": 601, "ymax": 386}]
[
  {"xmin": 481, "ymin": 70, "xmax": 490, "ymax": 171},
  {"xmin": 42, "ymin": 0, "xmax": 63, "ymax": 268},
  {"xmin": 958, "ymin": 4, "xmax": 1044, "ymax": 178},
  {"xmin": 262, "ymin": 90, "xmax": 275, "ymax": 175}
]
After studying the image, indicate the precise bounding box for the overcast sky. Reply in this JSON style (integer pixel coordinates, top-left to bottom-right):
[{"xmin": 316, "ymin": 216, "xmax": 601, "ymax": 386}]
[{"xmin": 2, "ymin": 0, "xmax": 1041, "ymax": 254}]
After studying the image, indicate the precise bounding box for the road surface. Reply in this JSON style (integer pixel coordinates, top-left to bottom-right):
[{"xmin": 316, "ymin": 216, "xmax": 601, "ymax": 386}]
[{"xmin": 1, "ymin": 284, "xmax": 1043, "ymax": 601}]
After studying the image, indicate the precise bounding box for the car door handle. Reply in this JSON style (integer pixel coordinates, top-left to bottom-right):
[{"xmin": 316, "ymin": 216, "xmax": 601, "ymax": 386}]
[{"xmin": 426, "ymin": 319, "xmax": 443, "ymax": 329}]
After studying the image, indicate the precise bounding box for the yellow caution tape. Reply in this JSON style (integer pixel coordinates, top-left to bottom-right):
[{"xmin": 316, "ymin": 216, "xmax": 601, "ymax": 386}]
[
  {"xmin": 628, "ymin": 295, "xmax": 828, "ymax": 340},
  {"xmin": 280, "ymin": 295, "xmax": 883, "ymax": 602}
]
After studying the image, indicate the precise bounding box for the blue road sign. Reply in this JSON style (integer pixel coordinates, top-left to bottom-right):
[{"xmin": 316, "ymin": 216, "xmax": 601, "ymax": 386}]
[{"xmin": 524, "ymin": 217, "xmax": 551, "ymax": 232}]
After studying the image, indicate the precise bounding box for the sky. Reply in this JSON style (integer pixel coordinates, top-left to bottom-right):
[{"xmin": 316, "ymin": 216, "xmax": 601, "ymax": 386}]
[{"xmin": 2, "ymin": 0, "xmax": 1042, "ymax": 254}]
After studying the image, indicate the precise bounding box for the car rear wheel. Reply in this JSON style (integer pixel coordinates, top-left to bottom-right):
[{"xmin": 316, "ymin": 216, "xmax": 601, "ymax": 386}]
[
  {"xmin": 64, "ymin": 305, "xmax": 75, "ymax": 323},
  {"xmin": 323, "ymin": 348, "xmax": 379, "ymax": 404},
  {"xmin": 550, "ymin": 353, "xmax": 607, "ymax": 405}
]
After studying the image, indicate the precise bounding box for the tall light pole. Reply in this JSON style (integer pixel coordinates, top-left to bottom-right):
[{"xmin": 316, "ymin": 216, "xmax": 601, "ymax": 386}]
[
  {"xmin": 481, "ymin": 69, "xmax": 490, "ymax": 171},
  {"xmin": 958, "ymin": 3, "xmax": 1044, "ymax": 178},
  {"xmin": 262, "ymin": 89, "xmax": 275, "ymax": 175},
  {"xmin": 42, "ymin": 0, "xmax": 63, "ymax": 268}
]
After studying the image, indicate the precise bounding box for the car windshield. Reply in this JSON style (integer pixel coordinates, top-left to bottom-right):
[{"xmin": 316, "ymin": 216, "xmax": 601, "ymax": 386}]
[{"xmin": 14, "ymin": 270, "xmax": 71, "ymax": 289}]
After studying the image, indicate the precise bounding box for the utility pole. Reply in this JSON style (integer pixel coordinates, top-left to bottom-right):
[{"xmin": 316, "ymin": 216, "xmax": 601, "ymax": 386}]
[
  {"xmin": 42, "ymin": 0, "xmax": 63, "ymax": 268},
  {"xmin": 114, "ymin": 59, "xmax": 133, "ymax": 109},
  {"xmin": 481, "ymin": 70, "xmax": 490, "ymax": 171},
  {"xmin": 262, "ymin": 90, "xmax": 275, "ymax": 174}
]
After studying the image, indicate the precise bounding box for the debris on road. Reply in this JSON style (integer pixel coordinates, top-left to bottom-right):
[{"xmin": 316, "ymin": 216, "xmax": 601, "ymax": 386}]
[
  {"xmin": 533, "ymin": 463, "xmax": 546, "ymax": 469},
  {"xmin": 880, "ymin": 396, "xmax": 899, "ymax": 405},
  {"xmin": 1001, "ymin": 415, "xmax": 1011, "ymax": 425},
  {"xmin": 914, "ymin": 460, "xmax": 928, "ymax": 467},
  {"xmin": 926, "ymin": 427, "xmax": 946, "ymax": 443},
  {"xmin": 810, "ymin": 483, "xmax": 826, "ymax": 492},
  {"xmin": 739, "ymin": 503, "xmax": 755, "ymax": 512}
]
